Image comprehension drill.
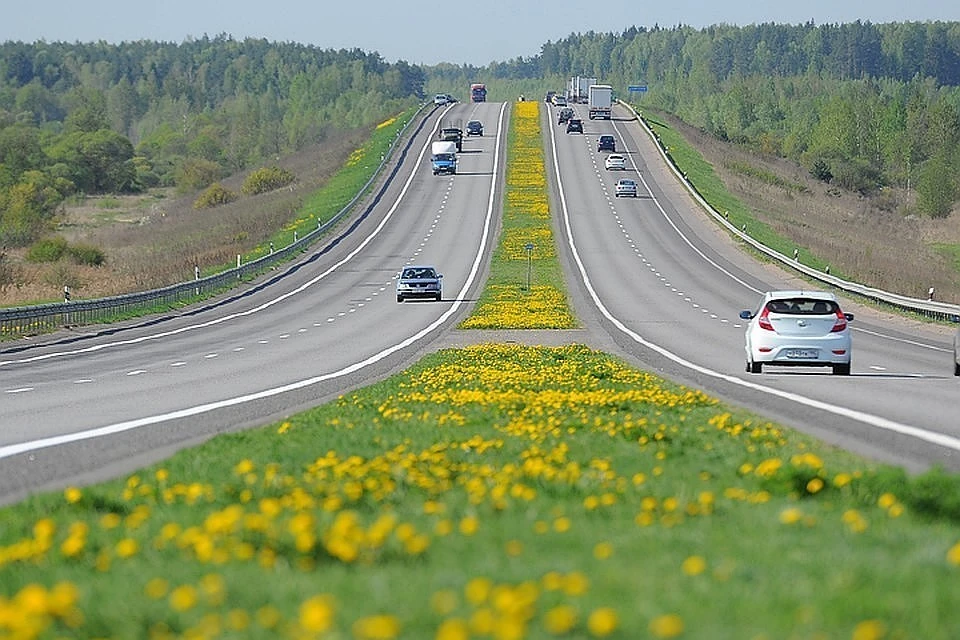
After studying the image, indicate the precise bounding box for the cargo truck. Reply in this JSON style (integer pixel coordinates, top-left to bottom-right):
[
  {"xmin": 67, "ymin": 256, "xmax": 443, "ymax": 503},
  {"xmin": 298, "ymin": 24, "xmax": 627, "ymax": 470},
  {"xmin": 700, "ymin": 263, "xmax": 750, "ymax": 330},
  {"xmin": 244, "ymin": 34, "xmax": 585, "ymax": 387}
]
[
  {"xmin": 569, "ymin": 76, "xmax": 597, "ymax": 104},
  {"xmin": 588, "ymin": 84, "xmax": 613, "ymax": 120},
  {"xmin": 431, "ymin": 141, "xmax": 457, "ymax": 175},
  {"xmin": 470, "ymin": 83, "xmax": 487, "ymax": 102}
]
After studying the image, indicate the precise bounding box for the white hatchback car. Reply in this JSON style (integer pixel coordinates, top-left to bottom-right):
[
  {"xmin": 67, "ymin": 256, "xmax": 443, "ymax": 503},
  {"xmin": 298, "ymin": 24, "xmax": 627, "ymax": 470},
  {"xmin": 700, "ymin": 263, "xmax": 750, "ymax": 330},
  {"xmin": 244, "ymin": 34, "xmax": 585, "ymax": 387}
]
[
  {"xmin": 740, "ymin": 291, "xmax": 853, "ymax": 375},
  {"xmin": 605, "ymin": 154, "xmax": 627, "ymax": 170}
]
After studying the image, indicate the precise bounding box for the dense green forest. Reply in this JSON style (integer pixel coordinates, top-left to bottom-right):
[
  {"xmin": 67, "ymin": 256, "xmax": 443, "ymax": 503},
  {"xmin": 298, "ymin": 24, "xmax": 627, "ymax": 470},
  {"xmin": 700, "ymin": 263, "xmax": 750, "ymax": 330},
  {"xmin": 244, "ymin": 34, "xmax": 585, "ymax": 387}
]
[
  {"xmin": 0, "ymin": 35, "xmax": 425, "ymax": 246},
  {"xmin": 431, "ymin": 21, "xmax": 960, "ymax": 217}
]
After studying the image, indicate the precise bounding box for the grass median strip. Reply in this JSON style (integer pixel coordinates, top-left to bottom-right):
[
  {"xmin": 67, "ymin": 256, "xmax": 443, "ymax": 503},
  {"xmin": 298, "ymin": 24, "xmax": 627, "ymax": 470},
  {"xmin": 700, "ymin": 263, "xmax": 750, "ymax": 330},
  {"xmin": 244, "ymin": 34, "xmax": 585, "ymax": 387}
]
[
  {"xmin": 2, "ymin": 344, "xmax": 959, "ymax": 638},
  {"xmin": 460, "ymin": 100, "xmax": 576, "ymax": 330}
]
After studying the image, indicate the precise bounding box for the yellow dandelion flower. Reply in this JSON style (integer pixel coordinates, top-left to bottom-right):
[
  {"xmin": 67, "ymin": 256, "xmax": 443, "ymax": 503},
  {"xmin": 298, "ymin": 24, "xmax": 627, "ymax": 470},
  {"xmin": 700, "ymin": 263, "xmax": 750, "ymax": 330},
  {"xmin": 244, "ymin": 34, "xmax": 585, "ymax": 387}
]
[
  {"xmin": 505, "ymin": 540, "xmax": 524, "ymax": 557},
  {"xmin": 553, "ymin": 516, "xmax": 571, "ymax": 533},
  {"xmin": 299, "ymin": 594, "xmax": 336, "ymax": 633},
  {"xmin": 116, "ymin": 538, "xmax": 139, "ymax": 558},
  {"xmin": 682, "ymin": 555, "xmax": 707, "ymax": 576},
  {"xmin": 465, "ymin": 577, "xmax": 493, "ymax": 605},
  {"xmin": 563, "ymin": 572, "xmax": 590, "ymax": 596},
  {"xmin": 946, "ymin": 541, "xmax": 960, "ymax": 566},
  {"xmin": 877, "ymin": 493, "xmax": 897, "ymax": 509},
  {"xmin": 544, "ymin": 604, "xmax": 578, "ymax": 634},
  {"xmin": 587, "ymin": 607, "xmax": 618, "ymax": 637},
  {"xmin": 780, "ymin": 507, "xmax": 803, "ymax": 525},
  {"xmin": 649, "ymin": 613, "xmax": 685, "ymax": 638},
  {"xmin": 852, "ymin": 619, "xmax": 887, "ymax": 640},
  {"xmin": 806, "ymin": 477, "xmax": 825, "ymax": 494},
  {"xmin": 353, "ymin": 614, "xmax": 401, "ymax": 640},
  {"xmin": 594, "ymin": 542, "xmax": 614, "ymax": 560},
  {"xmin": 64, "ymin": 487, "xmax": 82, "ymax": 504},
  {"xmin": 256, "ymin": 605, "xmax": 282, "ymax": 629},
  {"xmin": 431, "ymin": 590, "xmax": 459, "ymax": 615},
  {"xmin": 436, "ymin": 618, "xmax": 470, "ymax": 640},
  {"xmin": 459, "ymin": 516, "xmax": 479, "ymax": 536},
  {"xmin": 169, "ymin": 585, "xmax": 198, "ymax": 612}
]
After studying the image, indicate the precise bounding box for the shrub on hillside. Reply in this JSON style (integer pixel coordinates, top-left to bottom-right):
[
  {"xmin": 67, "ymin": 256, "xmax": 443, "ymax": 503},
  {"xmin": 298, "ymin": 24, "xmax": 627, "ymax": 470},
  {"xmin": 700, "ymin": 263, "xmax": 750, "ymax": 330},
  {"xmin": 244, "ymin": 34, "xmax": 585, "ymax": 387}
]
[
  {"xmin": 194, "ymin": 183, "xmax": 238, "ymax": 209},
  {"xmin": 67, "ymin": 243, "xmax": 106, "ymax": 267},
  {"xmin": 241, "ymin": 166, "xmax": 295, "ymax": 196},
  {"xmin": 175, "ymin": 158, "xmax": 223, "ymax": 193},
  {"xmin": 26, "ymin": 236, "xmax": 69, "ymax": 263}
]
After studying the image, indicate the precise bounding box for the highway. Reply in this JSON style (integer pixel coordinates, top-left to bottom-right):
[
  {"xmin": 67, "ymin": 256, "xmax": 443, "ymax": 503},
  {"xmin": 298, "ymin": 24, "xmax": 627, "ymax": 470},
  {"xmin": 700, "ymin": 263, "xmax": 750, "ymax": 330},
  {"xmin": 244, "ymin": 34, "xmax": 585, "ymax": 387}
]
[
  {"xmin": 545, "ymin": 100, "xmax": 960, "ymax": 474},
  {"xmin": 0, "ymin": 100, "xmax": 507, "ymax": 505},
  {"xmin": 1, "ymin": 97, "xmax": 958, "ymax": 506}
]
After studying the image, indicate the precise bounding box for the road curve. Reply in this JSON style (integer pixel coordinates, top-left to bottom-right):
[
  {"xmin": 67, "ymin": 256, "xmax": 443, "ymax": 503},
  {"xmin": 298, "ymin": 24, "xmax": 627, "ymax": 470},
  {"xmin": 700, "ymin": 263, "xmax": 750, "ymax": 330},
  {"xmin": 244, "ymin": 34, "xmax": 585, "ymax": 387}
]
[{"xmin": 544, "ymin": 100, "xmax": 960, "ymax": 474}]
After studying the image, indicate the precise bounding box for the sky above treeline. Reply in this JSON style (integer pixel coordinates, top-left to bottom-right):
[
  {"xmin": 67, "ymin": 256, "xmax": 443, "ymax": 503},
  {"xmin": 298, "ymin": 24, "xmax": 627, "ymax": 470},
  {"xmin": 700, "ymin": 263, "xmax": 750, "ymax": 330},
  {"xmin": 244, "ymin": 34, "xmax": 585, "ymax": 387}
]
[{"xmin": 3, "ymin": 0, "xmax": 959, "ymax": 66}]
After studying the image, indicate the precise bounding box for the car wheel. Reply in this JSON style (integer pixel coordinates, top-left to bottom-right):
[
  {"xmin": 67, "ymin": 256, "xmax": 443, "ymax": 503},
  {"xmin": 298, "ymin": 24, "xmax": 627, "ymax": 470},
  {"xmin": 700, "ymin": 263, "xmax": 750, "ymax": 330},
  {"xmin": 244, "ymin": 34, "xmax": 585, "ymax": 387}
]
[
  {"xmin": 955, "ymin": 360, "xmax": 960, "ymax": 376},
  {"xmin": 747, "ymin": 361, "xmax": 762, "ymax": 374},
  {"xmin": 397, "ymin": 295, "xmax": 403, "ymax": 303},
  {"xmin": 435, "ymin": 294, "xmax": 442, "ymax": 301},
  {"xmin": 832, "ymin": 363, "xmax": 851, "ymax": 376}
]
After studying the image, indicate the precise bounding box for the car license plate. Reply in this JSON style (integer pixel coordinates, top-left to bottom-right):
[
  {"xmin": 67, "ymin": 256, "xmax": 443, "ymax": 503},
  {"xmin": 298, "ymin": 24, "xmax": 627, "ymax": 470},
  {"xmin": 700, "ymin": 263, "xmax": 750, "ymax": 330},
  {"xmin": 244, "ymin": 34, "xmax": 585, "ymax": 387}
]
[{"xmin": 785, "ymin": 349, "xmax": 818, "ymax": 359}]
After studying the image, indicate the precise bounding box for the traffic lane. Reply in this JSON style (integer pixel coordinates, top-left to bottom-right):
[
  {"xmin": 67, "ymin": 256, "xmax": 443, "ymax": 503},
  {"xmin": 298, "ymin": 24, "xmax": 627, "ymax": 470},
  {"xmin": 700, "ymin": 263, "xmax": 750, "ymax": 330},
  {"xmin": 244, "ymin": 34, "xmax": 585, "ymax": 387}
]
[{"xmin": 0, "ymin": 105, "xmax": 504, "ymax": 449}]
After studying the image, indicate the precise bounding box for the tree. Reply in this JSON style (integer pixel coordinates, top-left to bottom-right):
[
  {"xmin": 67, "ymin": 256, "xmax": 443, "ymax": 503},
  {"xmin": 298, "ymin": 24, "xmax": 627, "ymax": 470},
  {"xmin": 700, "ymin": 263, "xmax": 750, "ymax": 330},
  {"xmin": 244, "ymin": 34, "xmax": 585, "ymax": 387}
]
[{"xmin": 917, "ymin": 152, "xmax": 958, "ymax": 217}]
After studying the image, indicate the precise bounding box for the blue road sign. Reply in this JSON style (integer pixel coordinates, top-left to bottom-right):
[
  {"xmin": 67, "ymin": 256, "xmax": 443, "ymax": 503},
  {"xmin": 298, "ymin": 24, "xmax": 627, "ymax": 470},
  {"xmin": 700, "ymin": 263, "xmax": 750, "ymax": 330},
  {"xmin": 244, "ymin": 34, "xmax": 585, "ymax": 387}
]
[{"xmin": 628, "ymin": 85, "xmax": 648, "ymax": 92}]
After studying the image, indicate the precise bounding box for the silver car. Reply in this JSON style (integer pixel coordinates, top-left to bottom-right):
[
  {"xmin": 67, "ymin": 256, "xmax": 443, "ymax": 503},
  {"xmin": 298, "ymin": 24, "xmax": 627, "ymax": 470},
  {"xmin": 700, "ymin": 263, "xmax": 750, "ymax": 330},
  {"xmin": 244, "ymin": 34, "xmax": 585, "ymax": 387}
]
[
  {"xmin": 740, "ymin": 291, "xmax": 853, "ymax": 375},
  {"xmin": 615, "ymin": 178, "xmax": 638, "ymax": 197},
  {"xmin": 396, "ymin": 265, "xmax": 442, "ymax": 302}
]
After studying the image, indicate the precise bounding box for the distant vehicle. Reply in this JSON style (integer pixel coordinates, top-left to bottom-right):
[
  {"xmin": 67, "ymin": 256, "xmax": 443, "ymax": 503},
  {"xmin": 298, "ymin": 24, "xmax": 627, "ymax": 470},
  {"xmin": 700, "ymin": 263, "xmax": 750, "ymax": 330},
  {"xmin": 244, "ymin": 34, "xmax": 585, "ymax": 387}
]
[
  {"xmin": 445, "ymin": 94, "xmax": 457, "ymax": 103},
  {"xmin": 604, "ymin": 154, "xmax": 626, "ymax": 170},
  {"xmin": 597, "ymin": 134, "xmax": 616, "ymax": 152},
  {"xmin": 465, "ymin": 120, "xmax": 483, "ymax": 136},
  {"xmin": 615, "ymin": 178, "xmax": 637, "ymax": 197},
  {"xmin": 470, "ymin": 83, "xmax": 486, "ymax": 102},
  {"xmin": 552, "ymin": 94, "xmax": 568, "ymax": 107},
  {"xmin": 439, "ymin": 127, "xmax": 463, "ymax": 152},
  {"xmin": 430, "ymin": 141, "xmax": 457, "ymax": 175},
  {"xmin": 396, "ymin": 265, "xmax": 443, "ymax": 302},
  {"xmin": 588, "ymin": 84, "xmax": 613, "ymax": 120},
  {"xmin": 545, "ymin": 91, "xmax": 556, "ymax": 103},
  {"xmin": 739, "ymin": 291, "xmax": 854, "ymax": 375},
  {"xmin": 434, "ymin": 94, "xmax": 449, "ymax": 106},
  {"xmin": 569, "ymin": 76, "xmax": 597, "ymax": 104},
  {"xmin": 557, "ymin": 107, "xmax": 575, "ymax": 125},
  {"xmin": 954, "ymin": 324, "xmax": 960, "ymax": 375},
  {"xmin": 566, "ymin": 118, "xmax": 583, "ymax": 134}
]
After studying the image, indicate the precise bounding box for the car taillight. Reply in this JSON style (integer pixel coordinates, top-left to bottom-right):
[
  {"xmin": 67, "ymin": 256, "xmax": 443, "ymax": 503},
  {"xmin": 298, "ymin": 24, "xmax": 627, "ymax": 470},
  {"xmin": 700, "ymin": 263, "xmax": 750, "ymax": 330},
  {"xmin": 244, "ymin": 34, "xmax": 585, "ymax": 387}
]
[
  {"xmin": 831, "ymin": 310, "xmax": 848, "ymax": 333},
  {"xmin": 758, "ymin": 307, "xmax": 775, "ymax": 331}
]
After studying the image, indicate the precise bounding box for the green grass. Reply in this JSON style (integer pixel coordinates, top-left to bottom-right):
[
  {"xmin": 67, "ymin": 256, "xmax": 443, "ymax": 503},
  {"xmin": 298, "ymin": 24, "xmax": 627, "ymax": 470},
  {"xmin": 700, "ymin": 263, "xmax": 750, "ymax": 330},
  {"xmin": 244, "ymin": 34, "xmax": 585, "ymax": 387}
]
[
  {"xmin": 2, "ymin": 344, "xmax": 959, "ymax": 639},
  {"xmin": 642, "ymin": 113, "xmax": 839, "ymax": 277}
]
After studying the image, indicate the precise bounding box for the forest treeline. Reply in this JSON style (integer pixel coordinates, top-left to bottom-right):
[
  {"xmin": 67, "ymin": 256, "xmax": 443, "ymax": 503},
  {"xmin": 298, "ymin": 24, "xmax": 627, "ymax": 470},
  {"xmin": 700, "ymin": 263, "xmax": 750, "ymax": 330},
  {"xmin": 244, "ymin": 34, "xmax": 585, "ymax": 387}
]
[
  {"xmin": 433, "ymin": 21, "xmax": 960, "ymax": 217},
  {"xmin": 0, "ymin": 35, "xmax": 424, "ymax": 246},
  {"xmin": 3, "ymin": 22, "xmax": 960, "ymax": 251}
]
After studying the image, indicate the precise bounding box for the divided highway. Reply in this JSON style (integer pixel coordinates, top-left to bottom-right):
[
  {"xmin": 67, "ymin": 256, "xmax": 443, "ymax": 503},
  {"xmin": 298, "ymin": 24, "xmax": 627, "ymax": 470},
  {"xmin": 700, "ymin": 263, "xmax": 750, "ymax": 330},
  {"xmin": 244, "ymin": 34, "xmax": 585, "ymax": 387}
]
[{"xmin": 2, "ymin": 97, "xmax": 958, "ymax": 507}]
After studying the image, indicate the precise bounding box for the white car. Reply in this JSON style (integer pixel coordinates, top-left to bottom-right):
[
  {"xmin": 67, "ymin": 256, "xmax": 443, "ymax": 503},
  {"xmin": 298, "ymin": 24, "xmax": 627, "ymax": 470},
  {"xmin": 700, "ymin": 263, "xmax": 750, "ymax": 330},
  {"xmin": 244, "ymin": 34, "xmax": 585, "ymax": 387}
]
[
  {"xmin": 434, "ymin": 94, "xmax": 449, "ymax": 106},
  {"xmin": 614, "ymin": 178, "xmax": 638, "ymax": 197},
  {"xmin": 396, "ymin": 265, "xmax": 443, "ymax": 302},
  {"xmin": 740, "ymin": 291, "xmax": 853, "ymax": 375},
  {"xmin": 605, "ymin": 154, "xmax": 627, "ymax": 171}
]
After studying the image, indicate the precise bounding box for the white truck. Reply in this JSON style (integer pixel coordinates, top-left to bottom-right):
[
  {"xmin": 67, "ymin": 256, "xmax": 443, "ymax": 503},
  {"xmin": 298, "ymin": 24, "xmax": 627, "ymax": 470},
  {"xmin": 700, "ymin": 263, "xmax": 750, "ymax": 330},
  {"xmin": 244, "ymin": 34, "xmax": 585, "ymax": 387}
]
[
  {"xmin": 431, "ymin": 141, "xmax": 457, "ymax": 175},
  {"xmin": 588, "ymin": 84, "xmax": 613, "ymax": 120},
  {"xmin": 569, "ymin": 76, "xmax": 597, "ymax": 104}
]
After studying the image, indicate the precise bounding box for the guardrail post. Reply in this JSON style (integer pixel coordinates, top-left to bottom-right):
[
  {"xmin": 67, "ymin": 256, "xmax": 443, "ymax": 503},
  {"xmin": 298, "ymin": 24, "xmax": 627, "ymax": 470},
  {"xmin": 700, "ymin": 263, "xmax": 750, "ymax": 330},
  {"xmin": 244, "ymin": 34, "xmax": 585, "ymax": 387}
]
[{"xmin": 195, "ymin": 265, "xmax": 201, "ymax": 295}]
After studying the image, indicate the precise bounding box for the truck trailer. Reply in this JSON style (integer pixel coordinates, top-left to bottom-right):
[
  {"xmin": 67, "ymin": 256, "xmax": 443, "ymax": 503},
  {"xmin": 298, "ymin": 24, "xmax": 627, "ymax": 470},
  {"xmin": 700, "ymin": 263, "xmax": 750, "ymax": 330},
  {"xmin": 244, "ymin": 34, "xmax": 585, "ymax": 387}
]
[
  {"xmin": 569, "ymin": 76, "xmax": 597, "ymax": 104},
  {"xmin": 588, "ymin": 84, "xmax": 613, "ymax": 120}
]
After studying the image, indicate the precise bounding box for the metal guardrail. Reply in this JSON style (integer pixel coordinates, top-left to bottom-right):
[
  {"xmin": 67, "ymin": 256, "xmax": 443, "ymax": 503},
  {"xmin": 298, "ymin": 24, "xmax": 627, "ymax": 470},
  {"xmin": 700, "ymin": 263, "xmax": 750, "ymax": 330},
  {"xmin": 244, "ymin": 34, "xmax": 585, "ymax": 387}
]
[
  {"xmin": 620, "ymin": 100, "xmax": 960, "ymax": 322},
  {"xmin": 0, "ymin": 104, "xmax": 431, "ymax": 340}
]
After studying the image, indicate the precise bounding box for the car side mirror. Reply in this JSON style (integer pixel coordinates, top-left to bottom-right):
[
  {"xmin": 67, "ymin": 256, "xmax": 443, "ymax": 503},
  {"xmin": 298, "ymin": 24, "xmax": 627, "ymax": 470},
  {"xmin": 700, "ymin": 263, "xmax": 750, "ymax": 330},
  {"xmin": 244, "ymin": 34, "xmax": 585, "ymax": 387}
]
[
  {"xmin": 739, "ymin": 310, "xmax": 754, "ymax": 319},
  {"xmin": 438, "ymin": 274, "xmax": 443, "ymax": 279},
  {"xmin": 844, "ymin": 313, "xmax": 854, "ymax": 321}
]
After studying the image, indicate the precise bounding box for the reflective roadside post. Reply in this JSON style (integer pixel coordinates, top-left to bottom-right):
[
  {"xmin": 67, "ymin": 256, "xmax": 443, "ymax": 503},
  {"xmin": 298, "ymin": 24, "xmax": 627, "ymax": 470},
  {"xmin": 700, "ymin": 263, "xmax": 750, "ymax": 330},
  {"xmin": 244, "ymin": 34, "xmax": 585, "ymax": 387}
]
[{"xmin": 525, "ymin": 242, "xmax": 534, "ymax": 291}]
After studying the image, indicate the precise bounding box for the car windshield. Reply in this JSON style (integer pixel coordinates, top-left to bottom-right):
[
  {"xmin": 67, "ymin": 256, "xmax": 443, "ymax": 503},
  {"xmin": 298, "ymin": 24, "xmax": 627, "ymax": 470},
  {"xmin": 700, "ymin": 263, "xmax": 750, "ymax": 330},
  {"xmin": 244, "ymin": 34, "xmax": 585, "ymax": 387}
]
[
  {"xmin": 765, "ymin": 298, "xmax": 838, "ymax": 315},
  {"xmin": 402, "ymin": 267, "xmax": 436, "ymax": 279},
  {"xmin": 619, "ymin": 180, "xmax": 635, "ymax": 186}
]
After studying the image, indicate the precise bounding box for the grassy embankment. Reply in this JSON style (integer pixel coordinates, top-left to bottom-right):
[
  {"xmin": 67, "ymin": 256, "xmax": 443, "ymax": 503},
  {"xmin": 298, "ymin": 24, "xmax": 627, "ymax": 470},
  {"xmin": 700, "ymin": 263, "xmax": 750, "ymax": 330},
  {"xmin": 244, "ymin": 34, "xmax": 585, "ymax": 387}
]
[{"xmin": 2, "ymin": 102, "xmax": 960, "ymax": 639}]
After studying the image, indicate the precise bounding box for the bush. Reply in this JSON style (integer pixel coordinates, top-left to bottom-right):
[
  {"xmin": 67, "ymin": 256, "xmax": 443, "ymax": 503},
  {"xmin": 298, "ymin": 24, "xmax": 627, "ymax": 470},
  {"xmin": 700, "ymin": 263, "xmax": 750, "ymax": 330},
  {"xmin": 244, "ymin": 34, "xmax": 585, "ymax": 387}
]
[
  {"xmin": 194, "ymin": 183, "xmax": 237, "ymax": 209},
  {"xmin": 67, "ymin": 243, "xmax": 106, "ymax": 267},
  {"xmin": 241, "ymin": 166, "xmax": 295, "ymax": 196},
  {"xmin": 175, "ymin": 158, "xmax": 223, "ymax": 193},
  {"xmin": 26, "ymin": 236, "xmax": 68, "ymax": 263}
]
